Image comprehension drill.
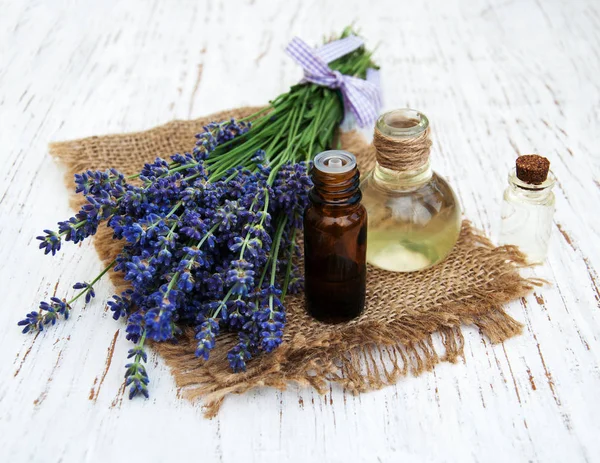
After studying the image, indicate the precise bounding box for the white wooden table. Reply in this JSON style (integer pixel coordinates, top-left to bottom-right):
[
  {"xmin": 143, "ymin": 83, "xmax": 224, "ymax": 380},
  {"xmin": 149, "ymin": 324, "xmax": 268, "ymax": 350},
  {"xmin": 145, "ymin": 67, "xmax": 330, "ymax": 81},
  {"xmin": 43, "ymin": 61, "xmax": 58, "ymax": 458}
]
[{"xmin": 1, "ymin": 1, "xmax": 599, "ymax": 461}]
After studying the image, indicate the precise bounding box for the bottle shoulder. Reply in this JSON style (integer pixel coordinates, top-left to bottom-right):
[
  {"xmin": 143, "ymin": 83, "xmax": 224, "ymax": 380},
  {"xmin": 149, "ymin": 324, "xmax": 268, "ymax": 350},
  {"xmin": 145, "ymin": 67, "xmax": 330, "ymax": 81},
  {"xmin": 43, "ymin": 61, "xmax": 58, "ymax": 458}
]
[
  {"xmin": 305, "ymin": 203, "xmax": 366, "ymax": 229},
  {"xmin": 360, "ymin": 170, "xmax": 460, "ymax": 228},
  {"xmin": 503, "ymin": 186, "xmax": 555, "ymax": 206},
  {"xmin": 305, "ymin": 202, "xmax": 366, "ymax": 218},
  {"xmin": 361, "ymin": 170, "xmax": 458, "ymax": 204}
]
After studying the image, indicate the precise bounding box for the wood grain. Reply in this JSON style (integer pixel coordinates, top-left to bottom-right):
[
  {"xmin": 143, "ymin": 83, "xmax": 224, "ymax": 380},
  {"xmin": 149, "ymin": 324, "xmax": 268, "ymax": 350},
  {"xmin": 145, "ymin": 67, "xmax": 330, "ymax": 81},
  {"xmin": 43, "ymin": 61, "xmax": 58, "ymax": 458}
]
[{"xmin": 1, "ymin": 0, "xmax": 599, "ymax": 462}]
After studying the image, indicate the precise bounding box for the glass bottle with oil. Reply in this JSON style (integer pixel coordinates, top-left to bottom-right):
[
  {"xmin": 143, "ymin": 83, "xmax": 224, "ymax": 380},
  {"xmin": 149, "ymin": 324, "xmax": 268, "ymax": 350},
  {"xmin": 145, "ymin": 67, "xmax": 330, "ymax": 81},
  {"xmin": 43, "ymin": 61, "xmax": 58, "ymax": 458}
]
[
  {"xmin": 360, "ymin": 109, "xmax": 461, "ymax": 272},
  {"xmin": 498, "ymin": 154, "xmax": 556, "ymax": 263},
  {"xmin": 304, "ymin": 150, "xmax": 367, "ymax": 323}
]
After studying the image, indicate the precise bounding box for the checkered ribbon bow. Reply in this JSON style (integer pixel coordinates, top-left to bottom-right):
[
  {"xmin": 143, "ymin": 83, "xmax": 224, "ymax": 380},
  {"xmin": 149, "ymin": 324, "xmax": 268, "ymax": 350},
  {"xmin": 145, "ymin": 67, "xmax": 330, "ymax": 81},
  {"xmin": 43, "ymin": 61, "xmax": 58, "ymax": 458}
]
[{"xmin": 285, "ymin": 35, "xmax": 381, "ymax": 127}]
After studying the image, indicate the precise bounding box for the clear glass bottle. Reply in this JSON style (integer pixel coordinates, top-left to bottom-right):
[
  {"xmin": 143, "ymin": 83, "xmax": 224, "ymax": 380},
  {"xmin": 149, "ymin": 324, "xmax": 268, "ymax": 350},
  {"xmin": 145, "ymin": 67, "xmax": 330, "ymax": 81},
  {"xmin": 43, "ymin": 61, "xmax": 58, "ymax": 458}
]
[
  {"xmin": 498, "ymin": 155, "xmax": 556, "ymax": 264},
  {"xmin": 304, "ymin": 150, "xmax": 367, "ymax": 323},
  {"xmin": 360, "ymin": 109, "xmax": 461, "ymax": 272}
]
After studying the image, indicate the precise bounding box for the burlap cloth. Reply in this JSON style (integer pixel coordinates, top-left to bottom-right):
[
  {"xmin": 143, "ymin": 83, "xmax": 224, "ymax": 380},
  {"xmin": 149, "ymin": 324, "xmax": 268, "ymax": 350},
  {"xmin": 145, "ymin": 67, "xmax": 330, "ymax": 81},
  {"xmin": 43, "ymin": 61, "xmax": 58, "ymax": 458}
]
[{"xmin": 50, "ymin": 106, "xmax": 539, "ymax": 416}]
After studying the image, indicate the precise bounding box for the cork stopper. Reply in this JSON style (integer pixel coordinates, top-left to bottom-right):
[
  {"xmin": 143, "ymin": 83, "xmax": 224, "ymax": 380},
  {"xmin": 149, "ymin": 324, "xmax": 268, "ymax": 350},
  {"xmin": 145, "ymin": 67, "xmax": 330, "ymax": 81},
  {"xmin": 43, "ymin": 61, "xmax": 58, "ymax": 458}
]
[{"xmin": 515, "ymin": 155, "xmax": 550, "ymax": 185}]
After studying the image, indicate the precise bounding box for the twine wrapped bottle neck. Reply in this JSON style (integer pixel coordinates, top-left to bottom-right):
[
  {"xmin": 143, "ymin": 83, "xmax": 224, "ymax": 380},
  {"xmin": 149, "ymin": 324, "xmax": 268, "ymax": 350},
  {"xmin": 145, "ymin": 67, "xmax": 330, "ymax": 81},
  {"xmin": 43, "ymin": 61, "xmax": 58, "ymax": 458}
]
[{"xmin": 372, "ymin": 109, "xmax": 432, "ymax": 172}]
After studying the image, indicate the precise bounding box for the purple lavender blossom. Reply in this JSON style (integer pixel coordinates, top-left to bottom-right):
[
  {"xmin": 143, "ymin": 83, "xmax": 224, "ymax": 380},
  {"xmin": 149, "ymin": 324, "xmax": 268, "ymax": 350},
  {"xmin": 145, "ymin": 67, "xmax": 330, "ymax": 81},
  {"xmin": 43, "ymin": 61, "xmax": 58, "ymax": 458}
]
[{"xmin": 25, "ymin": 118, "xmax": 313, "ymax": 400}]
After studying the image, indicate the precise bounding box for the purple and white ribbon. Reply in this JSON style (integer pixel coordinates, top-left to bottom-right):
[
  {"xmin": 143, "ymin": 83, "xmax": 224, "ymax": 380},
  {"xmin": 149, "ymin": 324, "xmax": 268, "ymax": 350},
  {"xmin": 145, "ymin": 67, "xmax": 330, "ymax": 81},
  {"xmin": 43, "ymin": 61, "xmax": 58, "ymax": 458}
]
[{"xmin": 285, "ymin": 35, "xmax": 382, "ymax": 128}]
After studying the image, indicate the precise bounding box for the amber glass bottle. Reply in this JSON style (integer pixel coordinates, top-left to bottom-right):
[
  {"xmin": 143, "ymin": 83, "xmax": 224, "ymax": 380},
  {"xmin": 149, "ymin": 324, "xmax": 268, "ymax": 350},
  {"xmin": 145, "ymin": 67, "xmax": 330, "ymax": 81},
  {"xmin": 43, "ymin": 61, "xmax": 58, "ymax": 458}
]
[{"xmin": 304, "ymin": 150, "xmax": 367, "ymax": 323}]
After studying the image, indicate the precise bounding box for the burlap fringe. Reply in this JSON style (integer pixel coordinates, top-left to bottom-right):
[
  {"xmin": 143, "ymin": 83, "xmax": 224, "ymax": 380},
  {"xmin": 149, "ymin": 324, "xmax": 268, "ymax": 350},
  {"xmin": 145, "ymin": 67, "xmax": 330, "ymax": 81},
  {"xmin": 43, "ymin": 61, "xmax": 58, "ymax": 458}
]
[{"xmin": 48, "ymin": 107, "xmax": 542, "ymax": 418}]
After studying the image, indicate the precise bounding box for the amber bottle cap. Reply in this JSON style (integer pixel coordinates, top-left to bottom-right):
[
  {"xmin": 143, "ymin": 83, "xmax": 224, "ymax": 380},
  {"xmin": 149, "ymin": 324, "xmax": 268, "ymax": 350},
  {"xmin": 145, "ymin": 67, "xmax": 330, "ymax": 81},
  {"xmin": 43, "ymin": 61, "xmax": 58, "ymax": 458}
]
[{"xmin": 516, "ymin": 155, "xmax": 550, "ymax": 185}]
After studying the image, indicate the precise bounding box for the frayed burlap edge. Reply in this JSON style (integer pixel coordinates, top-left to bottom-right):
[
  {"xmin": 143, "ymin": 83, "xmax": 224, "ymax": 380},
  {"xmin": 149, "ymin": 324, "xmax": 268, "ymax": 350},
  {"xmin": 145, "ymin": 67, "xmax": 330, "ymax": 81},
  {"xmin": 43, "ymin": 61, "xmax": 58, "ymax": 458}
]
[{"xmin": 49, "ymin": 107, "xmax": 542, "ymax": 417}]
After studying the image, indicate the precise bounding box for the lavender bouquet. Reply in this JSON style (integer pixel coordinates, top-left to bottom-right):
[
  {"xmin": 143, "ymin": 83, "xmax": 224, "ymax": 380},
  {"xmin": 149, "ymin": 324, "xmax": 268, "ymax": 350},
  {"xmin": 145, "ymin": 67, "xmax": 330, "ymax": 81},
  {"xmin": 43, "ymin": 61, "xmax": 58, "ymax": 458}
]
[{"xmin": 20, "ymin": 28, "xmax": 380, "ymax": 399}]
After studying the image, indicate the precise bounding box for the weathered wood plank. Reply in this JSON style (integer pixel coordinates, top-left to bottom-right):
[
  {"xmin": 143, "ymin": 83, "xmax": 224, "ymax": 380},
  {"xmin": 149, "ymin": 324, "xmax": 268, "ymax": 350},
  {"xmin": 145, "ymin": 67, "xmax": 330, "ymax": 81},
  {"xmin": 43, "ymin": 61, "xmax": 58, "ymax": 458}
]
[{"xmin": 0, "ymin": 0, "xmax": 599, "ymax": 462}]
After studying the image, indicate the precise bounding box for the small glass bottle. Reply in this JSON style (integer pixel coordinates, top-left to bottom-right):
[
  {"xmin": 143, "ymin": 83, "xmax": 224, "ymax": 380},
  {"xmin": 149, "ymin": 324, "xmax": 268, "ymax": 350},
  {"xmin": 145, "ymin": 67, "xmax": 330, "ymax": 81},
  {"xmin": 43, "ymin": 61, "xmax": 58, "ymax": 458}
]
[
  {"xmin": 360, "ymin": 108, "xmax": 461, "ymax": 272},
  {"xmin": 499, "ymin": 154, "xmax": 556, "ymax": 264},
  {"xmin": 304, "ymin": 150, "xmax": 367, "ymax": 323}
]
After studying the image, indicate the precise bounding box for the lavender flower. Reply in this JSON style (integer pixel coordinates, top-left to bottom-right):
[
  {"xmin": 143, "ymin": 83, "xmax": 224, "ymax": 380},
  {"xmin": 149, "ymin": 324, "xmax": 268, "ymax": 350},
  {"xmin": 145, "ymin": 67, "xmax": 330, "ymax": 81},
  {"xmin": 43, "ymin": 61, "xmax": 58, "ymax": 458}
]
[
  {"xmin": 125, "ymin": 333, "xmax": 149, "ymax": 399},
  {"xmin": 195, "ymin": 317, "xmax": 220, "ymax": 360},
  {"xmin": 227, "ymin": 333, "xmax": 254, "ymax": 372},
  {"xmin": 25, "ymin": 123, "xmax": 306, "ymax": 399},
  {"xmin": 107, "ymin": 291, "xmax": 132, "ymax": 320},
  {"xmin": 73, "ymin": 282, "xmax": 96, "ymax": 303},
  {"xmin": 36, "ymin": 230, "xmax": 61, "ymax": 255},
  {"xmin": 18, "ymin": 297, "xmax": 71, "ymax": 333}
]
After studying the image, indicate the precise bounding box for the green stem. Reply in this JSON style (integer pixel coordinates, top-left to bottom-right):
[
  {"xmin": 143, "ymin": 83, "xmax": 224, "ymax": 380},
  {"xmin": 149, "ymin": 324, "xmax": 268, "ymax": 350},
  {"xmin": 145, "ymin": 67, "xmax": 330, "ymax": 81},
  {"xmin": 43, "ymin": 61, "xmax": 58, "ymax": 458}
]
[
  {"xmin": 268, "ymin": 215, "xmax": 288, "ymax": 317},
  {"xmin": 264, "ymin": 101, "xmax": 298, "ymax": 158},
  {"xmin": 281, "ymin": 225, "xmax": 298, "ymax": 299},
  {"xmin": 58, "ymin": 220, "xmax": 87, "ymax": 236},
  {"xmin": 198, "ymin": 221, "xmax": 221, "ymax": 248},
  {"xmin": 284, "ymin": 88, "xmax": 311, "ymax": 162},
  {"xmin": 238, "ymin": 195, "xmax": 263, "ymax": 259},
  {"xmin": 305, "ymin": 90, "xmax": 339, "ymax": 161},
  {"xmin": 212, "ymin": 287, "xmax": 234, "ymax": 318},
  {"xmin": 68, "ymin": 259, "xmax": 116, "ymax": 305},
  {"xmin": 269, "ymin": 217, "xmax": 287, "ymax": 284},
  {"xmin": 168, "ymin": 220, "xmax": 178, "ymax": 236},
  {"xmin": 167, "ymin": 220, "xmax": 222, "ymax": 292},
  {"xmin": 238, "ymin": 106, "xmax": 271, "ymax": 122},
  {"xmin": 137, "ymin": 330, "xmax": 147, "ymax": 350}
]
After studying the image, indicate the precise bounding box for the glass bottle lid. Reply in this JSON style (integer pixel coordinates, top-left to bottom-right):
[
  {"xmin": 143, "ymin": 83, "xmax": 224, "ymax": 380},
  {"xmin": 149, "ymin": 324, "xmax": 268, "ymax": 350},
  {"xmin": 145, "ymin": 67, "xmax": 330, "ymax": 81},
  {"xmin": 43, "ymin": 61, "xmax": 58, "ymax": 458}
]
[
  {"xmin": 314, "ymin": 150, "xmax": 357, "ymax": 174},
  {"xmin": 376, "ymin": 109, "xmax": 429, "ymax": 138}
]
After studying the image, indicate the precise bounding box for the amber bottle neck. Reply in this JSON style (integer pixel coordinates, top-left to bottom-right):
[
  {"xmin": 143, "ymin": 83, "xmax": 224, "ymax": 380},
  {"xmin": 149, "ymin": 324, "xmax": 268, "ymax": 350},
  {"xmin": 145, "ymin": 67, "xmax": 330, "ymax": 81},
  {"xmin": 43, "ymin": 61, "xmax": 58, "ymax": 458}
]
[{"xmin": 309, "ymin": 166, "xmax": 362, "ymax": 207}]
